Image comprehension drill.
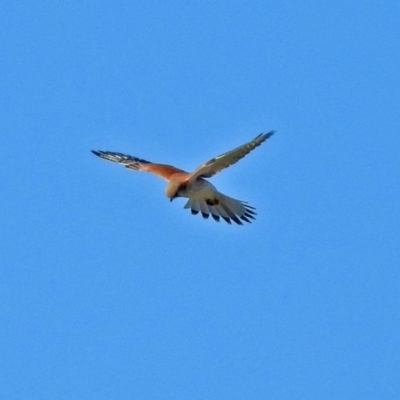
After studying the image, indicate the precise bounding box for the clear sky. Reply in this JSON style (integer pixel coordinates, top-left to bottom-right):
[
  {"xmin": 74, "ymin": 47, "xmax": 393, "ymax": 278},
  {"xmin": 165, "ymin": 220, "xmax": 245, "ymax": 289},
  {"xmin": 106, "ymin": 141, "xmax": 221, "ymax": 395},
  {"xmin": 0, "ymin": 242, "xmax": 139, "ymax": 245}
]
[{"xmin": 1, "ymin": 2, "xmax": 399, "ymax": 399}]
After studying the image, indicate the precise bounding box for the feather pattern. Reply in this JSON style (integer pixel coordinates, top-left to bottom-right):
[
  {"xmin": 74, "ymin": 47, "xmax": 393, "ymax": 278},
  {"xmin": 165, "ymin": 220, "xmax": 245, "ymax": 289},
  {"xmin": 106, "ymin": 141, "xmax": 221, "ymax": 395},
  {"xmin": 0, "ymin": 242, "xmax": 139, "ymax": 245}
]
[
  {"xmin": 184, "ymin": 196, "xmax": 256, "ymax": 225},
  {"xmin": 189, "ymin": 131, "xmax": 275, "ymax": 181},
  {"xmin": 91, "ymin": 150, "xmax": 187, "ymax": 180}
]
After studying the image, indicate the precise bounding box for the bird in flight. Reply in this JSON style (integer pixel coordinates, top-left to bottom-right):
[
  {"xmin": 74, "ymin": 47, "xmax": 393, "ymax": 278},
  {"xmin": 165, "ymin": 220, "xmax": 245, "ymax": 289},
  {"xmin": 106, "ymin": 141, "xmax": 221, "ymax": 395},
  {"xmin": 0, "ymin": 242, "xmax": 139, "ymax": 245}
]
[{"xmin": 92, "ymin": 131, "xmax": 275, "ymax": 225}]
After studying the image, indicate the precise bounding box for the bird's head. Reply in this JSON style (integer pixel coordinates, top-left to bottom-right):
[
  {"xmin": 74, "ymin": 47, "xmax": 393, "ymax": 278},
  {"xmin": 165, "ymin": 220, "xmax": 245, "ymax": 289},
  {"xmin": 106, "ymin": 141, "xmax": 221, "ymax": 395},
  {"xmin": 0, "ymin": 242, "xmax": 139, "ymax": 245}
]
[{"xmin": 165, "ymin": 181, "xmax": 187, "ymax": 202}]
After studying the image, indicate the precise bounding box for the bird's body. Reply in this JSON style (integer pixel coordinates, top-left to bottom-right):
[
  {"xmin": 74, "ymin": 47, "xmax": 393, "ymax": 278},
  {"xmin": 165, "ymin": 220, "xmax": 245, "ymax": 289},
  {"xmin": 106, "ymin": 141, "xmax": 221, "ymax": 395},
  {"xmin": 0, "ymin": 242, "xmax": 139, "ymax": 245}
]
[{"xmin": 92, "ymin": 131, "xmax": 275, "ymax": 225}]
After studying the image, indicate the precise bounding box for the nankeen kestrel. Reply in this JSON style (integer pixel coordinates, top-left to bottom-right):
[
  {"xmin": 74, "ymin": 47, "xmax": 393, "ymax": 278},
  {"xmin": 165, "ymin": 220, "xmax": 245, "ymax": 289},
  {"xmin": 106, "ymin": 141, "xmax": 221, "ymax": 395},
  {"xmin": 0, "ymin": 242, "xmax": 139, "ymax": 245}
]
[{"xmin": 92, "ymin": 131, "xmax": 275, "ymax": 225}]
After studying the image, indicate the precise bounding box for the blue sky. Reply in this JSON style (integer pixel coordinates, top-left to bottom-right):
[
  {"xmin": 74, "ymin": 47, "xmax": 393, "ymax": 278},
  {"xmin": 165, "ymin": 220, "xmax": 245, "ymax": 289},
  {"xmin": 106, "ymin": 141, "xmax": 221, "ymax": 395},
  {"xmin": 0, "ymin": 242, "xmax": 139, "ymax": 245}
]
[{"xmin": 1, "ymin": 1, "xmax": 399, "ymax": 399}]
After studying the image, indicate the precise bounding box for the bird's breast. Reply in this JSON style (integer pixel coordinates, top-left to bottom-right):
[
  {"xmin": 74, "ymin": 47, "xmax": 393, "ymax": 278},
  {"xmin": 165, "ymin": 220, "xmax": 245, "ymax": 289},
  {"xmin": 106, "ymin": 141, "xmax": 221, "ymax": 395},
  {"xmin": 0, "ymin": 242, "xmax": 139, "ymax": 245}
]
[{"xmin": 180, "ymin": 178, "xmax": 218, "ymax": 199}]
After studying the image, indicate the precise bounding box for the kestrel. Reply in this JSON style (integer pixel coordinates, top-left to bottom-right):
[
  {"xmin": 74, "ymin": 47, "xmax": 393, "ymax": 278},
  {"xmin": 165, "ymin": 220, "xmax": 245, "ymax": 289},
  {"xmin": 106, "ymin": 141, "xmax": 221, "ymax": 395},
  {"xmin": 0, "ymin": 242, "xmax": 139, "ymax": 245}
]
[{"xmin": 92, "ymin": 131, "xmax": 275, "ymax": 225}]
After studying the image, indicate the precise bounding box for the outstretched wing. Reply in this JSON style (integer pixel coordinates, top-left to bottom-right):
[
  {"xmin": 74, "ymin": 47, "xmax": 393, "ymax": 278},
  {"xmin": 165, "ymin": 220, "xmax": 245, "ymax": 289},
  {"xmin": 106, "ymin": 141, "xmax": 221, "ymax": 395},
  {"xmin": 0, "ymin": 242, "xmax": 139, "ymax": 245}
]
[
  {"xmin": 91, "ymin": 150, "xmax": 187, "ymax": 180},
  {"xmin": 189, "ymin": 131, "xmax": 275, "ymax": 181}
]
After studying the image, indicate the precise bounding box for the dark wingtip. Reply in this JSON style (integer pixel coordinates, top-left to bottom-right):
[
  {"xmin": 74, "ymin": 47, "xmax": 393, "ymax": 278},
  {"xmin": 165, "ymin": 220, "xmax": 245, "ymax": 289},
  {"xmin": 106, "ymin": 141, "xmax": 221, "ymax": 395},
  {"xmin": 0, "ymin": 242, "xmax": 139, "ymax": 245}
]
[
  {"xmin": 253, "ymin": 130, "xmax": 275, "ymax": 145},
  {"xmin": 240, "ymin": 215, "xmax": 252, "ymax": 223},
  {"xmin": 262, "ymin": 130, "xmax": 276, "ymax": 140},
  {"xmin": 211, "ymin": 214, "xmax": 220, "ymax": 222},
  {"xmin": 91, "ymin": 150, "xmax": 103, "ymax": 157},
  {"xmin": 221, "ymin": 216, "xmax": 232, "ymax": 224},
  {"xmin": 231, "ymin": 216, "xmax": 243, "ymax": 225}
]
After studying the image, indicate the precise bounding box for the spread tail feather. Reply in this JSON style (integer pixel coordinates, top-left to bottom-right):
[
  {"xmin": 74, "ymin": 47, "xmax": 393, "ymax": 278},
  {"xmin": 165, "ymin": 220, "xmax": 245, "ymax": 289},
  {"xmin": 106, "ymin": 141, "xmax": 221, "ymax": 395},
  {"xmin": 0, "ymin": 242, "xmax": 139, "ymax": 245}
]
[{"xmin": 184, "ymin": 195, "xmax": 256, "ymax": 225}]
